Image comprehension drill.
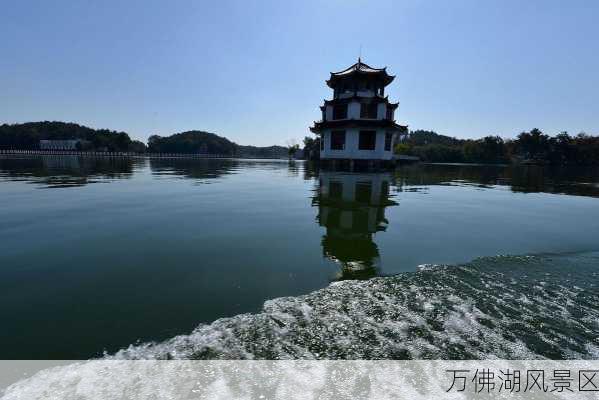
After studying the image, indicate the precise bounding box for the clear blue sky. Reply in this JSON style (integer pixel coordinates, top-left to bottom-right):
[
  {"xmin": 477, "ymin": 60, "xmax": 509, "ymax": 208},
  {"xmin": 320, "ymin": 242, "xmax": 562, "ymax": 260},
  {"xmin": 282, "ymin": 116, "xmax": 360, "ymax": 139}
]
[{"xmin": 1, "ymin": 0, "xmax": 598, "ymax": 146}]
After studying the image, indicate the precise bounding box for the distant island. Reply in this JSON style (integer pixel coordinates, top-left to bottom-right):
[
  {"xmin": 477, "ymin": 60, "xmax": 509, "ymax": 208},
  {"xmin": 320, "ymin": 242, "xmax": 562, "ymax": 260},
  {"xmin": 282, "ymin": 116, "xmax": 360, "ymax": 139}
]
[{"xmin": 1, "ymin": 121, "xmax": 598, "ymax": 165}]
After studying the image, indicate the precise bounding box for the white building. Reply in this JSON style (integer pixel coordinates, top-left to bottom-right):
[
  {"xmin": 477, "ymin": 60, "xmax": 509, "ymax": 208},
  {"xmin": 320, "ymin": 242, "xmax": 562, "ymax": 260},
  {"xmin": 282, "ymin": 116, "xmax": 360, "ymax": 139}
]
[
  {"xmin": 39, "ymin": 139, "xmax": 89, "ymax": 150},
  {"xmin": 310, "ymin": 59, "xmax": 406, "ymax": 165}
]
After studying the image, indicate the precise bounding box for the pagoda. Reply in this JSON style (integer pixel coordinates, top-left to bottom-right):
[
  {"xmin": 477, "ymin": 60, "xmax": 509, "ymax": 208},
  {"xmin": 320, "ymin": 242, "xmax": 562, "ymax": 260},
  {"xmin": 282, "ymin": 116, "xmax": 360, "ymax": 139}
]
[
  {"xmin": 310, "ymin": 59, "xmax": 407, "ymax": 168},
  {"xmin": 312, "ymin": 171, "xmax": 398, "ymax": 280}
]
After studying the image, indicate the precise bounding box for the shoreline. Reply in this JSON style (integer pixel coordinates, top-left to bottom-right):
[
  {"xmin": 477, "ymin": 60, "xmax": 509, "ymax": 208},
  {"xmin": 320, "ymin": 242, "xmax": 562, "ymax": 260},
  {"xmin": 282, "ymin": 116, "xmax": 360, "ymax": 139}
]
[{"xmin": 0, "ymin": 150, "xmax": 294, "ymax": 160}]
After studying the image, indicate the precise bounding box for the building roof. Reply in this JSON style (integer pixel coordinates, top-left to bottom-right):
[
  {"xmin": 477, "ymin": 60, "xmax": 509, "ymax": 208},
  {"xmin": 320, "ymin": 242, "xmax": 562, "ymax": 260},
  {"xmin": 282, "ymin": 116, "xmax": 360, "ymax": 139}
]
[{"xmin": 327, "ymin": 58, "xmax": 395, "ymax": 88}]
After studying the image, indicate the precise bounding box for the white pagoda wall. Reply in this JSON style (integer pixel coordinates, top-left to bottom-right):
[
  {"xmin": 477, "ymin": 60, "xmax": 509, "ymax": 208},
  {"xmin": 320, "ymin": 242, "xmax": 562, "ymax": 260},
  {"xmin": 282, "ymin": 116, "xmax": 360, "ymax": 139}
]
[
  {"xmin": 324, "ymin": 101, "xmax": 392, "ymax": 121},
  {"xmin": 320, "ymin": 129, "xmax": 396, "ymax": 160}
]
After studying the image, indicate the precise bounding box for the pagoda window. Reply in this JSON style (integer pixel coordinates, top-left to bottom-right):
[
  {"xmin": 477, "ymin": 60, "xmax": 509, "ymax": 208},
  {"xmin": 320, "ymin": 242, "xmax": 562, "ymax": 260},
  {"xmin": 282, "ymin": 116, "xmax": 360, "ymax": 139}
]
[
  {"xmin": 385, "ymin": 132, "xmax": 393, "ymax": 151},
  {"xmin": 360, "ymin": 103, "xmax": 378, "ymax": 119},
  {"xmin": 330, "ymin": 130, "xmax": 346, "ymax": 150},
  {"xmin": 359, "ymin": 130, "xmax": 377, "ymax": 150},
  {"xmin": 332, "ymin": 104, "xmax": 348, "ymax": 120}
]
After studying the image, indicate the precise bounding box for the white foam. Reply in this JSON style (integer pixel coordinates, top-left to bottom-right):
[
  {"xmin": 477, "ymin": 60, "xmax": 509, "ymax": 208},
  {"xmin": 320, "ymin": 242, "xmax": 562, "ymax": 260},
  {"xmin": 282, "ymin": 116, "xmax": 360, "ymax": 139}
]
[{"xmin": 107, "ymin": 253, "xmax": 599, "ymax": 361}]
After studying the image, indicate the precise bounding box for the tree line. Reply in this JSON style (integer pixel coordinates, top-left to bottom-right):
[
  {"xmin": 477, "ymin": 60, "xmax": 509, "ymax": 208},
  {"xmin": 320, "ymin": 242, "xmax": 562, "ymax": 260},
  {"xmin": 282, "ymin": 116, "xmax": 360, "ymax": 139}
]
[
  {"xmin": 0, "ymin": 122, "xmax": 289, "ymax": 157},
  {"xmin": 0, "ymin": 121, "xmax": 145, "ymax": 152},
  {"xmin": 393, "ymin": 129, "xmax": 599, "ymax": 165},
  {"xmin": 3, "ymin": 122, "xmax": 598, "ymax": 165}
]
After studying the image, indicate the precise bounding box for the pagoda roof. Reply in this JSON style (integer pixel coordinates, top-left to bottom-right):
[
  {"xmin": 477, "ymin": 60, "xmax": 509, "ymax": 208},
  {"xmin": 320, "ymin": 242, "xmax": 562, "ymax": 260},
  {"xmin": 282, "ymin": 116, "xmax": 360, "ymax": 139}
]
[
  {"xmin": 321, "ymin": 96, "xmax": 399, "ymax": 109},
  {"xmin": 327, "ymin": 59, "xmax": 395, "ymax": 88},
  {"xmin": 310, "ymin": 119, "xmax": 407, "ymax": 133}
]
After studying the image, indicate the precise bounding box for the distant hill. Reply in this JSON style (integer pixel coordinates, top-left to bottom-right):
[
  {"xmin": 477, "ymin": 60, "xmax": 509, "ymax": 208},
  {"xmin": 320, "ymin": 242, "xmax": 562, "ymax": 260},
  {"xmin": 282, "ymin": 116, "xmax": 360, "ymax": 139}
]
[
  {"xmin": 148, "ymin": 131, "xmax": 237, "ymax": 155},
  {"xmin": 236, "ymin": 145, "xmax": 288, "ymax": 158},
  {"xmin": 148, "ymin": 131, "xmax": 288, "ymax": 158},
  {"xmin": 0, "ymin": 121, "xmax": 141, "ymax": 152}
]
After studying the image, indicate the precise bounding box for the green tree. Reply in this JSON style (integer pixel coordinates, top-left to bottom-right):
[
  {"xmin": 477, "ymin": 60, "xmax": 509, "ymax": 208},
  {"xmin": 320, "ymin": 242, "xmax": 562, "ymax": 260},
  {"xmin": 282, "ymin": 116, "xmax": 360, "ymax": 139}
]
[
  {"xmin": 302, "ymin": 136, "xmax": 320, "ymax": 160},
  {"xmin": 0, "ymin": 121, "xmax": 133, "ymax": 151},
  {"xmin": 516, "ymin": 128, "xmax": 550, "ymax": 160},
  {"xmin": 463, "ymin": 136, "xmax": 507, "ymax": 163},
  {"xmin": 393, "ymin": 142, "xmax": 412, "ymax": 155},
  {"xmin": 287, "ymin": 144, "xmax": 300, "ymax": 159}
]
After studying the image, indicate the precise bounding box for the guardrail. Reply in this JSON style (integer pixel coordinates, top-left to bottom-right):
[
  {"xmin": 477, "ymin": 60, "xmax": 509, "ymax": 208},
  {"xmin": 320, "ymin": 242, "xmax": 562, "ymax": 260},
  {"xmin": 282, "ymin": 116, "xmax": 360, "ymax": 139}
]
[{"xmin": 0, "ymin": 150, "xmax": 234, "ymax": 158}]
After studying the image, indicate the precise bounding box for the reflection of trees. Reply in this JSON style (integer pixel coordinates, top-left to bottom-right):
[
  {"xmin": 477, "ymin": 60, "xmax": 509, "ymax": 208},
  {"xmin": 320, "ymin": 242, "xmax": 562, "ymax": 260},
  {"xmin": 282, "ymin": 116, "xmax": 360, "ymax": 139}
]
[
  {"xmin": 286, "ymin": 161, "xmax": 300, "ymax": 177},
  {"xmin": 0, "ymin": 156, "xmax": 139, "ymax": 188},
  {"xmin": 393, "ymin": 164, "xmax": 599, "ymax": 198},
  {"xmin": 303, "ymin": 161, "xmax": 320, "ymax": 181},
  {"xmin": 149, "ymin": 158, "xmax": 240, "ymax": 181},
  {"xmin": 509, "ymin": 166, "xmax": 599, "ymax": 197},
  {"xmin": 313, "ymin": 172, "xmax": 397, "ymax": 280},
  {"xmin": 150, "ymin": 158, "xmax": 307, "ymax": 183},
  {"xmin": 393, "ymin": 164, "xmax": 505, "ymax": 191}
]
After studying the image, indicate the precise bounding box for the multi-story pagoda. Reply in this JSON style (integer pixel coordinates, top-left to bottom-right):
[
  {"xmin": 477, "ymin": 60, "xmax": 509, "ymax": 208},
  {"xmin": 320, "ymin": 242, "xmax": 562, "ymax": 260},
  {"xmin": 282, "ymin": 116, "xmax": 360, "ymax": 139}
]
[{"xmin": 310, "ymin": 58, "xmax": 407, "ymax": 168}]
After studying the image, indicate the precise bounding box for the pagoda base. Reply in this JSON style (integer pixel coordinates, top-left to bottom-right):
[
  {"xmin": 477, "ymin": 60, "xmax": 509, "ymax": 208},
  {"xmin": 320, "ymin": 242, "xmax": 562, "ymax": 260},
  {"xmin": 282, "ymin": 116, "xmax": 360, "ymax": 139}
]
[{"xmin": 319, "ymin": 158, "xmax": 397, "ymax": 172}]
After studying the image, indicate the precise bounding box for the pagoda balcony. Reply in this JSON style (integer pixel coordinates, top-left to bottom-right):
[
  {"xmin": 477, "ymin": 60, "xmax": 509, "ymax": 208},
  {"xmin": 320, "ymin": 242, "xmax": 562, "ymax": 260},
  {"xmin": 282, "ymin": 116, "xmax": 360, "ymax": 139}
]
[{"xmin": 336, "ymin": 90, "xmax": 384, "ymax": 99}]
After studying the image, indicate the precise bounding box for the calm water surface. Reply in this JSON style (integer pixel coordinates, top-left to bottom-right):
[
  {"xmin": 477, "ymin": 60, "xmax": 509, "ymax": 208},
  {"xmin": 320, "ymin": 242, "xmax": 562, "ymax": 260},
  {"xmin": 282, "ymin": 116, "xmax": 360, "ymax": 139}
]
[{"xmin": 1, "ymin": 156, "xmax": 598, "ymax": 359}]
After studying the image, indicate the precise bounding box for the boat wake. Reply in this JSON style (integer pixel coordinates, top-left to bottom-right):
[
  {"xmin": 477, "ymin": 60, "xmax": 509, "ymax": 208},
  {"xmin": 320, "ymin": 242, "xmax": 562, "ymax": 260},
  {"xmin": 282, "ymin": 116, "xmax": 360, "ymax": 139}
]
[{"xmin": 112, "ymin": 252, "xmax": 599, "ymax": 360}]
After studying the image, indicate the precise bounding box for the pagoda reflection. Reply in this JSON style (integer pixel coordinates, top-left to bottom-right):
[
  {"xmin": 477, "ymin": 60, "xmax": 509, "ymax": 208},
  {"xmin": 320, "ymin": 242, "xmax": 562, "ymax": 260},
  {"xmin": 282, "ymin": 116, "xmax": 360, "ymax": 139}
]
[{"xmin": 313, "ymin": 171, "xmax": 397, "ymax": 280}]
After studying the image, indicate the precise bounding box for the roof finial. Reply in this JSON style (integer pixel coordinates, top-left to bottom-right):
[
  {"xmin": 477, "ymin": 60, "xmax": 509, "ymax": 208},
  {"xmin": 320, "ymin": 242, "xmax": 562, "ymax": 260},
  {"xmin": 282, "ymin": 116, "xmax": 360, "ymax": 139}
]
[{"xmin": 358, "ymin": 44, "xmax": 362, "ymax": 64}]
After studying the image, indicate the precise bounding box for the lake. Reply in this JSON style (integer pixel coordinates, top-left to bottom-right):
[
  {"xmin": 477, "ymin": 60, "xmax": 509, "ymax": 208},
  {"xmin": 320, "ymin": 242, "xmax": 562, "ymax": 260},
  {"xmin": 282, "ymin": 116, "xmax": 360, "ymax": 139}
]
[{"xmin": 1, "ymin": 156, "xmax": 598, "ymax": 359}]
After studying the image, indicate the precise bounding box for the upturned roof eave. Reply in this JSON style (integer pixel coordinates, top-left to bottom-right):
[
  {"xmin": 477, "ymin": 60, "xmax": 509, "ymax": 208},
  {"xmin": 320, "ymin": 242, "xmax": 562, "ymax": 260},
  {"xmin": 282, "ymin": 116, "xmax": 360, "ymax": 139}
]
[
  {"xmin": 310, "ymin": 119, "xmax": 406, "ymax": 132},
  {"xmin": 326, "ymin": 74, "xmax": 395, "ymax": 88},
  {"xmin": 330, "ymin": 59, "xmax": 387, "ymax": 75}
]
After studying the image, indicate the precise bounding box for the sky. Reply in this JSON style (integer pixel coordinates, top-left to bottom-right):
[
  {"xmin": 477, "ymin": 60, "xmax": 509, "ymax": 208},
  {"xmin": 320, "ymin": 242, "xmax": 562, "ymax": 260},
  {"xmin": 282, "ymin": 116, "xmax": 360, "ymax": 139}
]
[{"xmin": 1, "ymin": 0, "xmax": 598, "ymax": 146}]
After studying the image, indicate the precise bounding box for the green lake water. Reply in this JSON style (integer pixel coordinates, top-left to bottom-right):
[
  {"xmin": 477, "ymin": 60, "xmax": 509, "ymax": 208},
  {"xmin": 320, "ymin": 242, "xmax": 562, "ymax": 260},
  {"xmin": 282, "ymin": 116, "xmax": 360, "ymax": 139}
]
[{"xmin": 1, "ymin": 156, "xmax": 598, "ymax": 359}]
